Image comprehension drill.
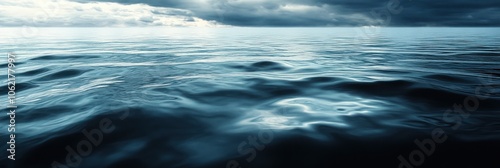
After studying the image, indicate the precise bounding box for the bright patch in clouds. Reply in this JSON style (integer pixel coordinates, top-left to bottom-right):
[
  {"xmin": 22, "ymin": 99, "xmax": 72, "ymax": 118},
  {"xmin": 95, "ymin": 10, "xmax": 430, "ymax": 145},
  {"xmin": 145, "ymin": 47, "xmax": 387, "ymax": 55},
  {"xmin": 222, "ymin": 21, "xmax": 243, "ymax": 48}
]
[
  {"xmin": 280, "ymin": 4, "xmax": 319, "ymax": 13},
  {"xmin": 0, "ymin": 0, "xmax": 223, "ymax": 27}
]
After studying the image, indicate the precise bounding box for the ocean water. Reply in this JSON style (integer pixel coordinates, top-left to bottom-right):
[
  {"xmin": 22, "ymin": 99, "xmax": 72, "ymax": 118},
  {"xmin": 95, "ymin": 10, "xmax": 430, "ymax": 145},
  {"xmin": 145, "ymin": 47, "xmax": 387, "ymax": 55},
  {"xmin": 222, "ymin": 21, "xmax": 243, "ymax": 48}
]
[{"xmin": 1, "ymin": 27, "xmax": 500, "ymax": 168}]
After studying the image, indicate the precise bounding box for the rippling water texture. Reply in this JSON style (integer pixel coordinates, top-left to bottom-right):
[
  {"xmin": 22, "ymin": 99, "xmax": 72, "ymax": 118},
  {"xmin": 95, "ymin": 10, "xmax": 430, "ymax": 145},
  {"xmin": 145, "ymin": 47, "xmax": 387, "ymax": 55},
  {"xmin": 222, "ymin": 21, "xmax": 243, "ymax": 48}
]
[{"xmin": 1, "ymin": 28, "xmax": 500, "ymax": 168}]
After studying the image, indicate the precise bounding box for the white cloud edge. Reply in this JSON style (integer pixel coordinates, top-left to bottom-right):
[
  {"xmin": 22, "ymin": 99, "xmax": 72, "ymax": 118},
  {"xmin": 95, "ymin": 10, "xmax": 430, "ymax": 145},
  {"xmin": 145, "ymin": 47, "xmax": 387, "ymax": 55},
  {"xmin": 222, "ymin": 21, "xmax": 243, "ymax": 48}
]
[{"xmin": 0, "ymin": 0, "xmax": 227, "ymax": 27}]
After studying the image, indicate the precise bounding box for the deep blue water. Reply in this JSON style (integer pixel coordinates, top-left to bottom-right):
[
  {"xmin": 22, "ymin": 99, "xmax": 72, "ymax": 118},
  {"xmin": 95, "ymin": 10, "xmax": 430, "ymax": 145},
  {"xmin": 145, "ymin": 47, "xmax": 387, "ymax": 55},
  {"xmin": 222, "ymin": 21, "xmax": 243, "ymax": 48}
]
[{"xmin": 1, "ymin": 28, "xmax": 500, "ymax": 168}]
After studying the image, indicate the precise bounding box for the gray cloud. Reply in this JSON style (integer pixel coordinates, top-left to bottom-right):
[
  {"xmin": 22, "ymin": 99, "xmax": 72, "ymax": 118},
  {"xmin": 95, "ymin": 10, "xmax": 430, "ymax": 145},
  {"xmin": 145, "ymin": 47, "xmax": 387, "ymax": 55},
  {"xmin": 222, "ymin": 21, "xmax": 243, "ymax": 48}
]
[
  {"xmin": 213, "ymin": 0, "xmax": 500, "ymax": 26},
  {"xmin": 3, "ymin": 0, "xmax": 500, "ymax": 26},
  {"xmin": 0, "ymin": 0, "xmax": 222, "ymax": 27}
]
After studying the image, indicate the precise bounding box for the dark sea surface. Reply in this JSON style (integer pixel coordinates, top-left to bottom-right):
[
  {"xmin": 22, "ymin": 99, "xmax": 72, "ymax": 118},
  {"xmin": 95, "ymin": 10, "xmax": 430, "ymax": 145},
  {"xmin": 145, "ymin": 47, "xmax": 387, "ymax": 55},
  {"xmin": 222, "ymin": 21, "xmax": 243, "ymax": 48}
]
[{"xmin": 1, "ymin": 28, "xmax": 500, "ymax": 168}]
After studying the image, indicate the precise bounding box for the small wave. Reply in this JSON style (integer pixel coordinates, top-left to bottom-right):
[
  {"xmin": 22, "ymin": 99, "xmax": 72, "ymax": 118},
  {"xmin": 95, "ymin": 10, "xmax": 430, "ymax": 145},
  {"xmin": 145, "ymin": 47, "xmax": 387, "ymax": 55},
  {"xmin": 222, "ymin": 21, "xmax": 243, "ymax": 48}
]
[
  {"xmin": 229, "ymin": 61, "xmax": 290, "ymax": 72},
  {"xmin": 30, "ymin": 55, "xmax": 101, "ymax": 60},
  {"xmin": 36, "ymin": 69, "xmax": 91, "ymax": 81},
  {"xmin": 18, "ymin": 68, "xmax": 51, "ymax": 76}
]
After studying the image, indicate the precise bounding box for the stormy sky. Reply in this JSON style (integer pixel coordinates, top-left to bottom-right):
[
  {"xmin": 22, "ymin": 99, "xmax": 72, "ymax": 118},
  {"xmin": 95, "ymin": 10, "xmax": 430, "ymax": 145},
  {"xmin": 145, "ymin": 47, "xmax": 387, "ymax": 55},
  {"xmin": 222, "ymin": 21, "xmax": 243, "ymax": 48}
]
[{"xmin": 1, "ymin": 0, "xmax": 499, "ymax": 27}]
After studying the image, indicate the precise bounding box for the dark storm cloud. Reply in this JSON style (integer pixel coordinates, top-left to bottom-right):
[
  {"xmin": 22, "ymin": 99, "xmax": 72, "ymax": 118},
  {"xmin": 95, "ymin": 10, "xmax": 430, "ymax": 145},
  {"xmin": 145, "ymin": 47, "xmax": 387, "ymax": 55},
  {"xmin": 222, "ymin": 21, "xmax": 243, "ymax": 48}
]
[
  {"xmin": 74, "ymin": 0, "xmax": 500, "ymax": 26},
  {"xmin": 388, "ymin": 0, "xmax": 500, "ymax": 26}
]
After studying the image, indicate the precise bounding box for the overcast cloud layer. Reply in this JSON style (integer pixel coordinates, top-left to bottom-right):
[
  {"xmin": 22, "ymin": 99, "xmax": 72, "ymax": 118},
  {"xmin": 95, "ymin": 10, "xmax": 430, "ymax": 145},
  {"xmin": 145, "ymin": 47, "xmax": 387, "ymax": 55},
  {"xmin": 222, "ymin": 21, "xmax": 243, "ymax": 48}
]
[{"xmin": 1, "ymin": 0, "xmax": 499, "ymax": 27}]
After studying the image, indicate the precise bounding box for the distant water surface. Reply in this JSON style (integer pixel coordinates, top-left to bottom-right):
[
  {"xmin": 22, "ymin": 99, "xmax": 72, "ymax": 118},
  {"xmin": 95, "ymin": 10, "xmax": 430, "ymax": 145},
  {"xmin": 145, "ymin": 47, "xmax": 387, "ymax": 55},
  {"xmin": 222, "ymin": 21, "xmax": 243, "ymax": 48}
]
[{"xmin": 1, "ymin": 28, "xmax": 500, "ymax": 168}]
